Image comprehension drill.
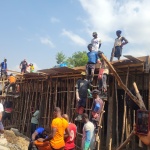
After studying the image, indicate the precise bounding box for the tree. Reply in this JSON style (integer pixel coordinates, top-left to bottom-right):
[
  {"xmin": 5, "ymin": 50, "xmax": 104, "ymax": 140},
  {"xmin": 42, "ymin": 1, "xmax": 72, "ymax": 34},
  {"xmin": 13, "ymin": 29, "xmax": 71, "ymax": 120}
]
[
  {"xmin": 67, "ymin": 51, "xmax": 88, "ymax": 67},
  {"xmin": 56, "ymin": 52, "xmax": 66, "ymax": 64}
]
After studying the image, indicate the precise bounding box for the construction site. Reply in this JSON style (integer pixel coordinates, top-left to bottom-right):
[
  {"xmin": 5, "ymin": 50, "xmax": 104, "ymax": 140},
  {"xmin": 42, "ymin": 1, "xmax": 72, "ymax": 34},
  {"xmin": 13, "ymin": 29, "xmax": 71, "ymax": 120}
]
[{"xmin": 0, "ymin": 54, "xmax": 150, "ymax": 150}]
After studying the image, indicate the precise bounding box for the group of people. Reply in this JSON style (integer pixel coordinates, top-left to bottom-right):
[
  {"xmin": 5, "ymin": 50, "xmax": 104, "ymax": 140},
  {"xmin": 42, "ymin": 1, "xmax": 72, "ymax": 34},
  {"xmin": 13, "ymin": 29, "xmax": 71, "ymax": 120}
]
[
  {"xmin": 86, "ymin": 31, "xmax": 128, "ymax": 93},
  {"xmin": 28, "ymin": 107, "xmax": 96, "ymax": 150},
  {"xmin": 0, "ymin": 58, "xmax": 34, "ymax": 79},
  {"xmin": 19, "ymin": 59, "xmax": 34, "ymax": 74}
]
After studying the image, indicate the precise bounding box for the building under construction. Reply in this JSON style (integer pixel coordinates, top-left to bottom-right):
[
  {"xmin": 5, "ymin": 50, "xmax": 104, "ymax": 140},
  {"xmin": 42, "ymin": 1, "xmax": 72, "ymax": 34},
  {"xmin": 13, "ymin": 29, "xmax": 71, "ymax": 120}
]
[{"xmin": 0, "ymin": 55, "xmax": 150, "ymax": 150}]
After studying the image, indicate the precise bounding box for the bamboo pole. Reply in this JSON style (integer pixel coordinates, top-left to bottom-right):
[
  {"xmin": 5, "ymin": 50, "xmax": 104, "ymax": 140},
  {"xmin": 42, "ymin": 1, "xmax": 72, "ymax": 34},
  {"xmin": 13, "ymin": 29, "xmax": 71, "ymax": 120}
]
[
  {"xmin": 116, "ymin": 131, "xmax": 134, "ymax": 150},
  {"xmin": 39, "ymin": 81, "xmax": 44, "ymax": 126},
  {"xmin": 117, "ymin": 82, "xmax": 147, "ymax": 149},
  {"xmin": 44, "ymin": 81, "xmax": 49, "ymax": 126},
  {"xmin": 48, "ymin": 79, "xmax": 52, "ymax": 126},
  {"xmin": 106, "ymin": 77, "xmax": 114, "ymax": 150},
  {"xmin": 121, "ymin": 67, "xmax": 129, "ymax": 143},
  {"xmin": 66, "ymin": 77, "xmax": 69, "ymax": 114},
  {"xmin": 100, "ymin": 53, "xmax": 146, "ymax": 109},
  {"xmin": 115, "ymin": 79, "xmax": 119, "ymax": 147}
]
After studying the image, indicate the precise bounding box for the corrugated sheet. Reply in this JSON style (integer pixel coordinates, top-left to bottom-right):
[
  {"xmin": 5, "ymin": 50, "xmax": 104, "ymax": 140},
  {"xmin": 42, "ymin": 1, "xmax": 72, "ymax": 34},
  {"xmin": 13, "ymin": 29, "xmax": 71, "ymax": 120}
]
[{"xmin": 21, "ymin": 55, "xmax": 149, "ymax": 78}]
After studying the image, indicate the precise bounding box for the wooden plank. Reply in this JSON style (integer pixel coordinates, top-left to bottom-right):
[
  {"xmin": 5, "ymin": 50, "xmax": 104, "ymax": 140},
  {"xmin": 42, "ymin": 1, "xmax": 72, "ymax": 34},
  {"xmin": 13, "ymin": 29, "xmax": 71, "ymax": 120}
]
[
  {"xmin": 114, "ymin": 63, "xmax": 144, "ymax": 68},
  {"xmin": 7, "ymin": 69, "xmax": 22, "ymax": 75},
  {"xmin": 123, "ymin": 55, "xmax": 144, "ymax": 63}
]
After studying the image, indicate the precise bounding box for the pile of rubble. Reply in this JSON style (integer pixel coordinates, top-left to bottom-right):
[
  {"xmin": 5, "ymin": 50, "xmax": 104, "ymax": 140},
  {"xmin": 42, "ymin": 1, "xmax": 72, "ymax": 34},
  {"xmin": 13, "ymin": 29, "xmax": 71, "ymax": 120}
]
[{"xmin": 0, "ymin": 129, "xmax": 29, "ymax": 150}]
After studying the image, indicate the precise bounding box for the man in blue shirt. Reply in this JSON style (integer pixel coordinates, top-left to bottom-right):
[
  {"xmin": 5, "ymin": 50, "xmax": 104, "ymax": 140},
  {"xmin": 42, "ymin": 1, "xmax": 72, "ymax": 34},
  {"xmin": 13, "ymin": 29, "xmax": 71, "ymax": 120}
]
[
  {"xmin": 86, "ymin": 44, "xmax": 98, "ymax": 83},
  {"xmin": 28, "ymin": 127, "xmax": 49, "ymax": 150},
  {"xmin": 0, "ymin": 59, "xmax": 7, "ymax": 78}
]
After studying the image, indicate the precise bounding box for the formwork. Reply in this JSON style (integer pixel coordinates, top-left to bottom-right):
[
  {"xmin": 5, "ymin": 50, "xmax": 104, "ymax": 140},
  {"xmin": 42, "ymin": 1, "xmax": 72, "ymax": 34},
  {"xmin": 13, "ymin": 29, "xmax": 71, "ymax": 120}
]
[{"xmin": 0, "ymin": 55, "xmax": 150, "ymax": 150}]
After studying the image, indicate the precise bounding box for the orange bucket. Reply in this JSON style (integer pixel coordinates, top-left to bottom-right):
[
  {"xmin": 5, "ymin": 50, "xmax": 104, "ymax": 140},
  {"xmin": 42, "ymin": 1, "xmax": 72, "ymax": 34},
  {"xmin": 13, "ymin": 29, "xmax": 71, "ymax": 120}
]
[{"xmin": 34, "ymin": 140, "xmax": 52, "ymax": 150}]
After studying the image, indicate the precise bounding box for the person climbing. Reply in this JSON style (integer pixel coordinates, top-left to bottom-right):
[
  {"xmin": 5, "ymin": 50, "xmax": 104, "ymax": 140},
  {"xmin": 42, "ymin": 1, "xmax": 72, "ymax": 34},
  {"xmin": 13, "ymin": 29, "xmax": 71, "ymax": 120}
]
[
  {"xmin": 20, "ymin": 59, "xmax": 28, "ymax": 74},
  {"xmin": 75, "ymin": 72, "xmax": 90, "ymax": 121},
  {"xmin": 82, "ymin": 113, "xmax": 95, "ymax": 150},
  {"xmin": 91, "ymin": 32, "xmax": 102, "ymax": 51},
  {"xmin": 111, "ymin": 30, "xmax": 128, "ymax": 61},
  {"xmin": 0, "ymin": 58, "xmax": 7, "ymax": 79},
  {"xmin": 91, "ymin": 89, "xmax": 104, "ymax": 129},
  {"xmin": 62, "ymin": 114, "xmax": 77, "ymax": 150},
  {"xmin": 86, "ymin": 44, "xmax": 99, "ymax": 83},
  {"xmin": 97, "ymin": 51, "xmax": 109, "ymax": 97},
  {"xmin": 29, "ymin": 63, "xmax": 34, "ymax": 73},
  {"xmin": 3, "ymin": 73, "xmax": 16, "ymax": 94}
]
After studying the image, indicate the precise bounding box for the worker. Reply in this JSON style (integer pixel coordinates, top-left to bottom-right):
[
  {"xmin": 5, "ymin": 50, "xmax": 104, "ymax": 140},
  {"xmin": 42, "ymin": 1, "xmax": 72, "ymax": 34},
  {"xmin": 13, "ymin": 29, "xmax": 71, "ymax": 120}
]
[
  {"xmin": 97, "ymin": 51, "xmax": 109, "ymax": 97},
  {"xmin": 0, "ymin": 58, "xmax": 7, "ymax": 79},
  {"xmin": 3, "ymin": 74, "xmax": 16, "ymax": 94},
  {"xmin": 38, "ymin": 107, "xmax": 70, "ymax": 150},
  {"xmin": 86, "ymin": 44, "xmax": 99, "ymax": 83},
  {"xmin": 91, "ymin": 32, "xmax": 102, "ymax": 51},
  {"xmin": 2, "ymin": 99, "xmax": 13, "ymax": 124},
  {"xmin": 29, "ymin": 63, "xmax": 34, "ymax": 73},
  {"xmin": 28, "ymin": 127, "xmax": 49, "ymax": 150},
  {"xmin": 91, "ymin": 89, "xmax": 104, "ymax": 129},
  {"xmin": 75, "ymin": 72, "xmax": 90, "ymax": 121},
  {"xmin": 82, "ymin": 113, "xmax": 95, "ymax": 150},
  {"xmin": 112, "ymin": 30, "xmax": 128, "ymax": 61},
  {"xmin": 31, "ymin": 106, "xmax": 40, "ymax": 135},
  {"xmin": 62, "ymin": 114, "xmax": 77, "ymax": 150},
  {"xmin": 20, "ymin": 59, "xmax": 28, "ymax": 74}
]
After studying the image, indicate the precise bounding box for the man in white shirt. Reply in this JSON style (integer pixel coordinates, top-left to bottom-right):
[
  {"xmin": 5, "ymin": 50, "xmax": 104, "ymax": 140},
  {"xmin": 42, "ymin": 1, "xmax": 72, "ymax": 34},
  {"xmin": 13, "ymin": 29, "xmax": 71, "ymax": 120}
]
[
  {"xmin": 91, "ymin": 32, "xmax": 101, "ymax": 51},
  {"xmin": 0, "ymin": 102, "xmax": 4, "ymax": 136},
  {"xmin": 82, "ymin": 113, "xmax": 95, "ymax": 150},
  {"xmin": 113, "ymin": 30, "xmax": 128, "ymax": 60}
]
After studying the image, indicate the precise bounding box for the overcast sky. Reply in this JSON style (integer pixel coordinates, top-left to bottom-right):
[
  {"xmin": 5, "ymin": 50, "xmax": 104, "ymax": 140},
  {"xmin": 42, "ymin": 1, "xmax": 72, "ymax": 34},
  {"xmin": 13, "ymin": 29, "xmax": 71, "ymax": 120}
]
[{"xmin": 0, "ymin": 0, "xmax": 150, "ymax": 72}]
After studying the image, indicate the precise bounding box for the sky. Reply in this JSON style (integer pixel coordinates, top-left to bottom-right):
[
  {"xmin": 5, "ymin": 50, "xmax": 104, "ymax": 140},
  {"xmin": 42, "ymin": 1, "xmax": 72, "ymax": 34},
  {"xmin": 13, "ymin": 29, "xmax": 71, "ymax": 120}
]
[{"xmin": 0, "ymin": 0, "xmax": 150, "ymax": 72}]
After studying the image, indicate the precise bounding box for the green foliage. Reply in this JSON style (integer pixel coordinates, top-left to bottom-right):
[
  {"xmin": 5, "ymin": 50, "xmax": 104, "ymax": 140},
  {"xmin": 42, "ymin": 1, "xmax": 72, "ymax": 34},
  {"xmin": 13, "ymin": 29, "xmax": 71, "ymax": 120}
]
[
  {"xmin": 67, "ymin": 51, "xmax": 88, "ymax": 67},
  {"xmin": 56, "ymin": 51, "xmax": 66, "ymax": 64},
  {"xmin": 55, "ymin": 51, "xmax": 88, "ymax": 67}
]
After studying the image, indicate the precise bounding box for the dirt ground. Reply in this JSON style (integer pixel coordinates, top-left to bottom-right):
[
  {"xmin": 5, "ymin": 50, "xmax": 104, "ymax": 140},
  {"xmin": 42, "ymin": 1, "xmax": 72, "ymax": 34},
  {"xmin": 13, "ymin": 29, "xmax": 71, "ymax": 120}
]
[{"xmin": 4, "ymin": 130, "xmax": 29, "ymax": 150}]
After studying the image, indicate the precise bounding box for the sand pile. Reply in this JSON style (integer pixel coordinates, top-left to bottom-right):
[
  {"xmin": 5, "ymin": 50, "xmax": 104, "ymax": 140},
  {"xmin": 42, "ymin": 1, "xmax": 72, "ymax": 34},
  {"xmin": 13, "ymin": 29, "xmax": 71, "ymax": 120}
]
[{"xmin": 4, "ymin": 130, "xmax": 29, "ymax": 150}]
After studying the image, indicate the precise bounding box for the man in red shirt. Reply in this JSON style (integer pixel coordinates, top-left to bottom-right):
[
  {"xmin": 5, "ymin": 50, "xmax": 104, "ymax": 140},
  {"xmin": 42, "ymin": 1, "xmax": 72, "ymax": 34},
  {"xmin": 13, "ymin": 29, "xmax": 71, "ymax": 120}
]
[{"xmin": 62, "ymin": 114, "xmax": 77, "ymax": 150}]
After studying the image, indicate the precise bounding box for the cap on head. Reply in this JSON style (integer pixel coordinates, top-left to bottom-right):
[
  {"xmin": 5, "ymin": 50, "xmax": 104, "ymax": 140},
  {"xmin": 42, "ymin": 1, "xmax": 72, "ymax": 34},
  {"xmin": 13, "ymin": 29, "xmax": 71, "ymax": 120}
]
[
  {"xmin": 81, "ymin": 72, "xmax": 86, "ymax": 76},
  {"xmin": 91, "ymin": 89, "xmax": 100, "ymax": 94},
  {"xmin": 4, "ymin": 58, "xmax": 7, "ymax": 62},
  {"xmin": 116, "ymin": 30, "xmax": 122, "ymax": 34},
  {"xmin": 93, "ymin": 32, "xmax": 97, "ymax": 36}
]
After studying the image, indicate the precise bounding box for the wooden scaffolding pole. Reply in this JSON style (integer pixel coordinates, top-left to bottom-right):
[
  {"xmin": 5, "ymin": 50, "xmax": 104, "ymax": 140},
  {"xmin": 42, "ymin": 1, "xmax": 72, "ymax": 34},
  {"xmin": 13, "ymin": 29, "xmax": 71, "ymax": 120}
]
[
  {"xmin": 121, "ymin": 67, "xmax": 129, "ymax": 143},
  {"xmin": 106, "ymin": 77, "xmax": 114, "ymax": 150},
  {"xmin": 100, "ymin": 53, "xmax": 146, "ymax": 110}
]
